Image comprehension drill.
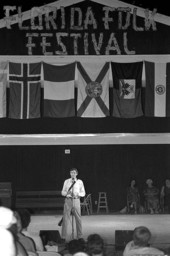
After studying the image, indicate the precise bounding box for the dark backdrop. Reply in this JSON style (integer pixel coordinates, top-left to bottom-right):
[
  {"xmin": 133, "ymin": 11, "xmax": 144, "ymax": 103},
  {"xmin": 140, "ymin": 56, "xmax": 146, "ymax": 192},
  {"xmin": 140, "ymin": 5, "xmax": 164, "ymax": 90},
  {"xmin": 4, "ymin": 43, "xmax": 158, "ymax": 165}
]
[{"xmin": 0, "ymin": 144, "xmax": 170, "ymax": 211}]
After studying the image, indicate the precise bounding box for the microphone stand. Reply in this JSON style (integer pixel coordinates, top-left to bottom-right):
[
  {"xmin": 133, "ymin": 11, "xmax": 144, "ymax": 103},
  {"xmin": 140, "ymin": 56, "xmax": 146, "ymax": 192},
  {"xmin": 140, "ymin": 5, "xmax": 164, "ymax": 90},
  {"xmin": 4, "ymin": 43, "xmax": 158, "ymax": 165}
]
[
  {"xmin": 58, "ymin": 180, "xmax": 76, "ymax": 229},
  {"xmin": 70, "ymin": 178, "xmax": 76, "ymax": 239},
  {"xmin": 71, "ymin": 193, "xmax": 75, "ymax": 239}
]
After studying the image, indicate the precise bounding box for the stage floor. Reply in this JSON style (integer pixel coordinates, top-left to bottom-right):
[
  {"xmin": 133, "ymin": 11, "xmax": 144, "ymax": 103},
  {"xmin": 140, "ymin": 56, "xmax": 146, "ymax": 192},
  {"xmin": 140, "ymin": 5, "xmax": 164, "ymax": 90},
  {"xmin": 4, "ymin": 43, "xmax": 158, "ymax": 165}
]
[{"xmin": 28, "ymin": 213, "xmax": 170, "ymax": 250}]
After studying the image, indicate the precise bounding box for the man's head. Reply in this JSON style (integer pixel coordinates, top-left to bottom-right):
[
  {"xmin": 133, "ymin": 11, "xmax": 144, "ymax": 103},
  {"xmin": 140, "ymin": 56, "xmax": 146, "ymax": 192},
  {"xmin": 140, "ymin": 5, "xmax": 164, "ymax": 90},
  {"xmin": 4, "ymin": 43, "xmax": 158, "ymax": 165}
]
[
  {"xmin": 87, "ymin": 233, "xmax": 104, "ymax": 255},
  {"xmin": 133, "ymin": 226, "xmax": 151, "ymax": 247},
  {"xmin": 17, "ymin": 209, "xmax": 31, "ymax": 229},
  {"xmin": 70, "ymin": 168, "xmax": 78, "ymax": 180}
]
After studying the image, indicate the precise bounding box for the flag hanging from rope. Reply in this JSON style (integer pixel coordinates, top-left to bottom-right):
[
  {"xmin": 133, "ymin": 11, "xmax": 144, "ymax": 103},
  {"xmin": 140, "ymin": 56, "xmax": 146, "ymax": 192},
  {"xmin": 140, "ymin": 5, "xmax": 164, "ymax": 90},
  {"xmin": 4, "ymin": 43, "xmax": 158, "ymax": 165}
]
[
  {"xmin": 43, "ymin": 62, "xmax": 76, "ymax": 118},
  {"xmin": 77, "ymin": 62, "xmax": 110, "ymax": 117},
  {"xmin": 8, "ymin": 62, "xmax": 41, "ymax": 119},
  {"xmin": 0, "ymin": 61, "xmax": 8, "ymax": 118},
  {"xmin": 145, "ymin": 61, "xmax": 170, "ymax": 117},
  {"xmin": 111, "ymin": 62, "xmax": 143, "ymax": 118}
]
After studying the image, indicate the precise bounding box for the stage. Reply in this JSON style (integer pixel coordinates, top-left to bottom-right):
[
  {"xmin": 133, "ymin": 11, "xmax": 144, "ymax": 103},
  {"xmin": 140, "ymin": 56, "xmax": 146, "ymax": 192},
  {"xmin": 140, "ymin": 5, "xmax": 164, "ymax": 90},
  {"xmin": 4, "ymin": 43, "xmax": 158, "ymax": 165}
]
[{"xmin": 28, "ymin": 213, "xmax": 170, "ymax": 251}]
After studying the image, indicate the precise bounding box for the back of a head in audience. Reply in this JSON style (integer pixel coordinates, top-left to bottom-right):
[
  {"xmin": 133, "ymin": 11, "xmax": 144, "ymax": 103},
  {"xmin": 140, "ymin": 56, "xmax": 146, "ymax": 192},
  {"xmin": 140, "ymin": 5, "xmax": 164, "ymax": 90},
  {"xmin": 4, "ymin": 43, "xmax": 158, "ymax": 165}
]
[
  {"xmin": 0, "ymin": 206, "xmax": 17, "ymax": 229},
  {"xmin": 73, "ymin": 253, "xmax": 89, "ymax": 256},
  {"xmin": 68, "ymin": 238, "xmax": 86, "ymax": 254},
  {"xmin": 86, "ymin": 234, "xmax": 104, "ymax": 256},
  {"xmin": 0, "ymin": 206, "xmax": 17, "ymax": 256},
  {"xmin": 133, "ymin": 226, "xmax": 151, "ymax": 247},
  {"xmin": 17, "ymin": 209, "xmax": 31, "ymax": 230},
  {"xmin": 123, "ymin": 226, "xmax": 164, "ymax": 256}
]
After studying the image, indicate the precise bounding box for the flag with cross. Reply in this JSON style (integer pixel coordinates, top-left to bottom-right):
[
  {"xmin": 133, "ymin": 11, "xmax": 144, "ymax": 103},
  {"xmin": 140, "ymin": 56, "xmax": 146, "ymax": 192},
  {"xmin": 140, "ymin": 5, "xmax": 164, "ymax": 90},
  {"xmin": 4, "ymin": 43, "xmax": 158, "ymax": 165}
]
[
  {"xmin": 77, "ymin": 62, "xmax": 110, "ymax": 117},
  {"xmin": 8, "ymin": 62, "xmax": 41, "ymax": 119}
]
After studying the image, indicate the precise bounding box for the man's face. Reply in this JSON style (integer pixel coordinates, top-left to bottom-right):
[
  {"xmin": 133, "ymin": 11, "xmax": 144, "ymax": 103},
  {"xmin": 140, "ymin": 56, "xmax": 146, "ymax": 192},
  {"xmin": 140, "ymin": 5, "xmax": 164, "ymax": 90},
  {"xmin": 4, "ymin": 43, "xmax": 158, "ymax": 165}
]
[{"xmin": 70, "ymin": 170, "xmax": 78, "ymax": 179}]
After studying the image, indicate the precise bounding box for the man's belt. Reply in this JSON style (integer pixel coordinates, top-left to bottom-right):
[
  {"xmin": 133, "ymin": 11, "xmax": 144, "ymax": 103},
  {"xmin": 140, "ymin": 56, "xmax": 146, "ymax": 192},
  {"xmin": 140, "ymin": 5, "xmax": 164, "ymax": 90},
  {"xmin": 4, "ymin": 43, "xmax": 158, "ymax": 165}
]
[{"xmin": 66, "ymin": 196, "xmax": 80, "ymax": 199}]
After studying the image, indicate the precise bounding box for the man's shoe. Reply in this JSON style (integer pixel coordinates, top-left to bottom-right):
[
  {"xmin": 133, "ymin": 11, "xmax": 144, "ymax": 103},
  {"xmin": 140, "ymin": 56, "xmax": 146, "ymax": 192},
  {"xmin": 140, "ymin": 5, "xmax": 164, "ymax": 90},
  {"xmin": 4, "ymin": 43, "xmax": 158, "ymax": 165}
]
[{"xmin": 58, "ymin": 217, "xmax": 63, "ymax": 226}]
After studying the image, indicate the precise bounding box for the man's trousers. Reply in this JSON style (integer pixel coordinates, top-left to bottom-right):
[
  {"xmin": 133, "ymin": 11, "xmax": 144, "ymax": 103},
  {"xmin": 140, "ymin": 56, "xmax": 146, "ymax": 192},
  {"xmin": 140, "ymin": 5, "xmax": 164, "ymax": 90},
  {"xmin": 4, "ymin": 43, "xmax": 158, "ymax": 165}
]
[{"xmin": 61, "ymin": 197, "xmax": 82, "ymax": 240}]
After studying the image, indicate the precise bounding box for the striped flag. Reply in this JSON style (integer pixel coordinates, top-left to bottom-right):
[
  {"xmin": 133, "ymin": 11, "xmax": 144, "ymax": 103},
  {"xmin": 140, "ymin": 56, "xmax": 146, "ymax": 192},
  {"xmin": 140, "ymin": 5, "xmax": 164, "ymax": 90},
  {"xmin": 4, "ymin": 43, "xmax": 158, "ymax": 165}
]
[
  {"xmin": 111, "ymin": 62, "xmax": 143, "ymax": 118},
  {"xmin": 8, "ymin": 62, "xmax": 41, "ymax": 119},
  {"xmin": 43, "ymin": 62, "xmax": 76, "ymax": 118},
  {"xmin": 145, "ymin": 61, "xmax": 170, "ymax": 117},
  {"xmin": 0, "ymin": 61, "xmax": 7, "ymax": 118},
  {"xmin": 77, "ymin": 62, "xmax": 110, "ymax": 117}
]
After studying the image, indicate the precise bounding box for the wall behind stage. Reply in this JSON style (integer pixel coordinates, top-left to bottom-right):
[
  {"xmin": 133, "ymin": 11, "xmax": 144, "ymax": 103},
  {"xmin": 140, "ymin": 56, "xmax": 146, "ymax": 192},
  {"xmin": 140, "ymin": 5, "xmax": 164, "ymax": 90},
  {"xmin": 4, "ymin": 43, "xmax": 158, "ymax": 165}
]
[{"xmin": 0, "ymin": 144, "xmax": 170, "ymax": 211}]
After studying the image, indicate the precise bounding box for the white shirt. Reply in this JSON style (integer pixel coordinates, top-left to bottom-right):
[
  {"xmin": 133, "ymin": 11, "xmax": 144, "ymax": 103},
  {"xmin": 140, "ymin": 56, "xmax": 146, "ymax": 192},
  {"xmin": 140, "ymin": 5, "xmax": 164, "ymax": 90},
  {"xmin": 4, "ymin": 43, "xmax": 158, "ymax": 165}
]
[
  {"xmin": 61, "ymin": 178, "xmax": 85, "ymax": 198},
  {"xmin": 123, "ymin": 241, "xmax": 164, "ymax": 256}
]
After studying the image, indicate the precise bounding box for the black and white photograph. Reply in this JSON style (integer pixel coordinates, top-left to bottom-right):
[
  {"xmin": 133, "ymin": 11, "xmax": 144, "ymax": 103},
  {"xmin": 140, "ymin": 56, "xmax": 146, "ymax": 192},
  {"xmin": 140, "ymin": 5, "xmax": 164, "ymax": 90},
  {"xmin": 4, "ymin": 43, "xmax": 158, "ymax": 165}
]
[{"xmin": 0, "ymin": 1, "xmax": 170, "ymax": 256}]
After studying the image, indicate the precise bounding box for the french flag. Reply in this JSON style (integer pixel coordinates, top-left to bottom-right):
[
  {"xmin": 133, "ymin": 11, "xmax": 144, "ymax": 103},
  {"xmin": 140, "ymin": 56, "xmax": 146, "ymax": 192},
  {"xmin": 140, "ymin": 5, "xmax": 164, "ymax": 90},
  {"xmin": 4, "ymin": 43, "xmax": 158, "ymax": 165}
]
[{"xmin": 43, "ymin": 62, "xmax": 76, "ymax": 118}]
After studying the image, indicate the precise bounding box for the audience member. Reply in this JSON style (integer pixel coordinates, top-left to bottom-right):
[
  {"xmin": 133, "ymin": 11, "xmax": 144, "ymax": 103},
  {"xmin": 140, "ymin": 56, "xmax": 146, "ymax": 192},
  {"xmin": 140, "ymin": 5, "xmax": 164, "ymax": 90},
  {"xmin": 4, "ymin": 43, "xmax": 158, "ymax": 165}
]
[
  {"xmin": 8, "ymin": 214, "xmax": 32, "ymax": 256},
  {"xmin": 86, "ymin": 234, "xmax": 105, "ymax": 256},
  {"xmin": 64, "ymin": 238, "xmax": 86, "ymax": 256},
  {"xmin": 73, "ymin": 253, "xmax": 89, "ymax": 256},
  {"xmin": 143, "ymin": 179, "xmax": 160, "ymax": 214},
  {"xmin": 123, "ymin": 226, "xmax": 164, "ymax": 256},
  {"xmin": 0, "ymin": 206, "xmax": 17, "ymax": 256},
  {"xmin": 17, "ymin": 209, "xmax": 44, "ymax": 251},
  {"xmin": 14, "ymin": 210, "xmax": 38, "ymax": 256}
]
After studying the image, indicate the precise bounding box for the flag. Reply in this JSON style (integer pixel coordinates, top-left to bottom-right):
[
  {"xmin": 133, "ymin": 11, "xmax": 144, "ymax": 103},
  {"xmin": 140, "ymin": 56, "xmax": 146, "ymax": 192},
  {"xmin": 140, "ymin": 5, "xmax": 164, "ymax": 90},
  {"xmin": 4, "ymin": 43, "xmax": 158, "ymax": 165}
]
[
  {"xmin": 0, "ymin": 61, "xmax": 7, "ymax": 118},
  {"xmin": 43, "ymin": 62, "xmax": 76, "ymax": 118},
  {"xmin": 111, "ymin": 62, "xmax": 143, "ymax": 118},
  {"xmin": 145, "ymin": 61, "xmax": 170, "ymax": 117},
  {"xmin": 8, "ymin": 62, "xmax": 41, "ymax": 119},
  {"xmin": 77, "ymin": 62, "xmax": 110, "ymax": 117}
]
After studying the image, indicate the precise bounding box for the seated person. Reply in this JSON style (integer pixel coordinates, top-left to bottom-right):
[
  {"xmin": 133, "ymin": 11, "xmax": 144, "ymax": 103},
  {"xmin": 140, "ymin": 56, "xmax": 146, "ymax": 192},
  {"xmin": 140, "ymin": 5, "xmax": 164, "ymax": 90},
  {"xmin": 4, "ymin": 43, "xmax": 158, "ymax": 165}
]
[
  {"xmin": 86, "ymin": 233, "xmax": 105, "ymax": 256},
  {"xmin": 160, "ymin": 179, "xmax": 170, "ymax": 213},
  {"xmin": 123, "ymin": 226, "xmax": 164, "ymax": 256},
  {"xmin": 14, "ymin": 210, "xmax": 38, "ymax": 256},
  {"xmin": 143, "ymin": 179, "xmax": 159, "ymax": 214},
  {"xmin": 17, "ymin": 209, "xmax": 44, "ymax": 252},
  {"xmin": 127, "ymin": 180, "xmax": 140, "ymax": 213},
  {"xmin": 64, "ymin": 238, "xmax": 86, "ymax": 256}
]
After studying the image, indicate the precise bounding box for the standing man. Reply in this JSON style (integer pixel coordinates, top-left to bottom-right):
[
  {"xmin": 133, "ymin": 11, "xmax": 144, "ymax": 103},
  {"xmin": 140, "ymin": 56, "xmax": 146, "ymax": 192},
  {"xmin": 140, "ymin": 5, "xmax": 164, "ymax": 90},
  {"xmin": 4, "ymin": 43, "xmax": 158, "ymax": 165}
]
[{"xmin": 61, "ymin": 168, "xmax": 85, "ymax": 241}]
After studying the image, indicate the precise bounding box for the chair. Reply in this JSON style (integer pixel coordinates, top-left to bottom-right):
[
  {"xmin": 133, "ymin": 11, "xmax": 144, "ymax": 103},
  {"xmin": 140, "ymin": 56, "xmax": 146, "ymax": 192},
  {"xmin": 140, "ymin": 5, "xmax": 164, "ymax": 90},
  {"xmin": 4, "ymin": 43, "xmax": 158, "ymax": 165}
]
[
  {"xmin": 144, "ymin": 196, "xmax": 160, "ymax": 214},
  {"xmin": 127, "ymin": 193, "xmax": 140, "ymax": 214},
  {"xmin": 81, "ymin": 194, "xmax": 93, "ymax": 215}
]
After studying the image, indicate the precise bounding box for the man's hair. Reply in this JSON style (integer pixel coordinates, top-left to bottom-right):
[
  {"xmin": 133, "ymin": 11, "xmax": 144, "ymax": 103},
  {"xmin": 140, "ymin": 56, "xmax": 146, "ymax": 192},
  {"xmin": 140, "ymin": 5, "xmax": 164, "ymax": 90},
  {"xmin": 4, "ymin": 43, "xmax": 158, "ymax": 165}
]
[
  {"xmin": 17, "ymin": 209, "xmax": 31, "ymax": 229},
  {"xmin": 87, "ymin": 233, "xmax": 104, "ymax": 255},
  {"xmin": 70, "ymin": 168, "xmax": 78, "ymax": 174},
  {"xmin": 68, "ymin": 238, "xmax": 86, "ymax": 254},
  {"xmin": 133, "ymin": 226, "xmax": 151, "ymax": 247}
]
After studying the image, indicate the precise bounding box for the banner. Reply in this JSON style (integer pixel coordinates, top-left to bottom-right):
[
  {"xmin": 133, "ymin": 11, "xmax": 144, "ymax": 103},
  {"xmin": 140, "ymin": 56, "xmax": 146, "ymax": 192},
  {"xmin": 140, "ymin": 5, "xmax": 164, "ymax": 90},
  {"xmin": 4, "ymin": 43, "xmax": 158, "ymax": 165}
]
[
  {"xmin": 111, "ymin": 62, "xmax": 143, "ymax": 118},
  {"xmin": 0, "ymin": 1, "xmax": 169, "ymax": 55},
  {"xmin": 8, "ymin": 62, "xmax": 41, "ymax": 119},
  {"xmin": 77, "ymin": 62, "xmax": 110, "ymax": 117},
  {"xmin": 43, "ymin": 62, "xmax": 76, "ymax": 117}
]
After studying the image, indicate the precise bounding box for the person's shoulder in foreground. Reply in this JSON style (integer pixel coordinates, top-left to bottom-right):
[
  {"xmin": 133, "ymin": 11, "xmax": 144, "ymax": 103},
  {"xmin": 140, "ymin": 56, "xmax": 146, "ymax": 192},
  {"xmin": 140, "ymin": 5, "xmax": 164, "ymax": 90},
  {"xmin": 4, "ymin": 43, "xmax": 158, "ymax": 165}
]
[{"xmin": 123, "ymin": 226, "xmax": 164, "ymax": 256}]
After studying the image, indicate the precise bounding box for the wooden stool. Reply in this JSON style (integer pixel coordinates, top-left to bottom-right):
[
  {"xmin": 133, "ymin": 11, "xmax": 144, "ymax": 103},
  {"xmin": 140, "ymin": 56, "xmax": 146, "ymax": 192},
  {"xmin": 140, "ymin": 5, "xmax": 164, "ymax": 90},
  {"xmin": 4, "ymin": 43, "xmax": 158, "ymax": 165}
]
[{"xmin": 97, "ymin": 192, "xmax": 109, "ymax": 213}]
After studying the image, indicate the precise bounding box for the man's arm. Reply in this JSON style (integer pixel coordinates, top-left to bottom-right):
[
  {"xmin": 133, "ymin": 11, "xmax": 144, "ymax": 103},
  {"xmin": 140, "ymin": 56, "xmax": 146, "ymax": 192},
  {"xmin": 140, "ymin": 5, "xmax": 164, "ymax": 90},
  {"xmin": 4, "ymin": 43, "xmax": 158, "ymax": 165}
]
[
  {"xmin": 79, "ymin": 180, "xmax": 86, "ymax": 197},
  {"xmin": 61, "ymin": 180, "xmax": 68, "ymax": 197}
]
